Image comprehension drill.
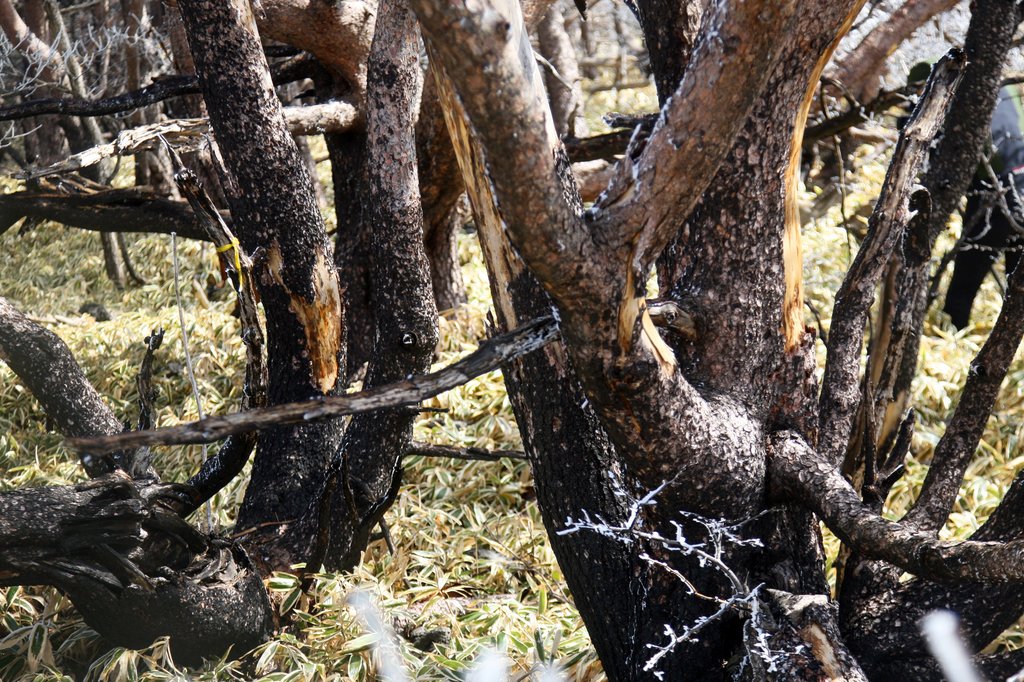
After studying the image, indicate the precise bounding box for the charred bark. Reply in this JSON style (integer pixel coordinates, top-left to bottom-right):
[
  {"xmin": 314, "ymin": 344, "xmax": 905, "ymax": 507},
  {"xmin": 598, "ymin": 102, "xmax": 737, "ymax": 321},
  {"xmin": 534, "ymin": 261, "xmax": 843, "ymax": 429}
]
[
  {"xmin": 630, "ymin": 0, "xmax": 705, "ymax": 104},
  {"xmin": 0, "ymin": 474, "xmax": 274, "ymax": 667},
  {"xmin": 175, "ymin": 0, "xmax": 346, "ymax": 532},
  {"xmin": 329, "ymin": 130, "xmax": 375, "ymax": 379},
  {"xmin": 319, "ymin": 0, "xmax": 439, "ymax": 569}
]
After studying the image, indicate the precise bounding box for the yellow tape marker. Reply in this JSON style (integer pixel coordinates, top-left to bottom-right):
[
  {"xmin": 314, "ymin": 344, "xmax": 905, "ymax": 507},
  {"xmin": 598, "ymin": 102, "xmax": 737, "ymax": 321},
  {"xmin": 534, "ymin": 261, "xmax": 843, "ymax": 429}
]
[{"xmin": 216, "ymin": 237, "xmax": 244, "ymax": 287}]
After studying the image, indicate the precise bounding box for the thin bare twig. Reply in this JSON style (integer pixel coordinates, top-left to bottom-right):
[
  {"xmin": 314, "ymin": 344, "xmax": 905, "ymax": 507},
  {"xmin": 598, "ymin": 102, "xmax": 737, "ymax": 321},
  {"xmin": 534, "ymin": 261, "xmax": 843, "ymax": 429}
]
[{"xmin": 406, "ymin": 442, "xmax": 527, "ymax": 462}]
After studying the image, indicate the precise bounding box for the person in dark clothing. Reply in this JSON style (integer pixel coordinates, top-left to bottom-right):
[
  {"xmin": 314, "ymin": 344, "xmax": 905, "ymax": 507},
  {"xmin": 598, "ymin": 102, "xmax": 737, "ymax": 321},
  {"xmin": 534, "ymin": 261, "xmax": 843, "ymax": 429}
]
[{"xmin": 942, "ymin": 83, "xmax": 1024, "ymax": 329}]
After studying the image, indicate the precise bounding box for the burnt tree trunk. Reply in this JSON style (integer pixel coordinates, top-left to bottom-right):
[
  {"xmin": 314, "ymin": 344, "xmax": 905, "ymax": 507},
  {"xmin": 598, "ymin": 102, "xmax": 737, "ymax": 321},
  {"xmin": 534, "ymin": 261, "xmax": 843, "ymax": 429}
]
[
  {"xmin": 175, "ymin": 0, "xmax": 347, "ymax": 541},
  {"xmin": 329, "ymin": 130, "xmax": 376, "ymax": 378},
  {"xmin": 416, "ymin": 0, "xmax": 868, "ymax": 677},
  {"xmin": 323, "ymin": 0, "xmax": 438, "ymax": 569}
]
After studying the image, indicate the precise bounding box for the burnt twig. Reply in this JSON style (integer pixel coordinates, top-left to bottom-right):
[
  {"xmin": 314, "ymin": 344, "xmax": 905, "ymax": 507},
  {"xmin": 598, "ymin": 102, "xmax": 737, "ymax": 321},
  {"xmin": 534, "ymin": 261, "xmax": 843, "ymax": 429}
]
[
  {"xmin": 818, "ymin": 50, "xmax": 965, "ymax": 465},
  {"xmin": 70, "ymin": 315, "xmax": 559, "ymax": 453},
  {"xmin": 406, "ymin": 442, "xmax": 528, "ymax": 462}
]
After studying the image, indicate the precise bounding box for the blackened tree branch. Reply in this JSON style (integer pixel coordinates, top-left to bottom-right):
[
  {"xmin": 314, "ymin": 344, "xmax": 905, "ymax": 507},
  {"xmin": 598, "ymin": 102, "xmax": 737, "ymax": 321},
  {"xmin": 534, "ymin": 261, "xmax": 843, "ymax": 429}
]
[
  {"xmin": 818, "ymin": 51, "xmax": 964, "ymax": 465},
  {"xmin": 802, "ymin": 84, "xmax": 917, "ymax": 148},
  {"xmin": 0, "ymin": 75, "xmax": 199, "ymax": 120},
  {"xmin": 0, "ymin": 297, "xmax": 124, "ymax": 477},
  {"xmin": 768, "ymin": 431, "xmax": 1024, "ymax": 583},
  {"xmin": 902, "ymin": 255, "xmax": 1024, "ymax": 530},
  {"xmin": 70, "ymin": 315, "xmax": 558, "ymax": 453},
  {"xmin": 0, "ymin": 185, "xmax": 215, "ymax": 241},
  {"xmin": 406, "ymin": 443, "xmax": 527, "ymax": 462}
]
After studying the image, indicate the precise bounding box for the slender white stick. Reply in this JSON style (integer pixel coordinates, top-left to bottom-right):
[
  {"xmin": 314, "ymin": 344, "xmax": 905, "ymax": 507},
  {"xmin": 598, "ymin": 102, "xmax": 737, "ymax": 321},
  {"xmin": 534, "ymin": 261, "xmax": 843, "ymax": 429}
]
[
  {"xmin": 920, "ymin": 610, "xmax": 983, "ymax": 682},
  {"xmin": 348, "ymin": 590, "xmax": 411, "ymax": 682},
  {"xmin": 171, "ymin": 232, "xmax": 212, "ymax": 531}
]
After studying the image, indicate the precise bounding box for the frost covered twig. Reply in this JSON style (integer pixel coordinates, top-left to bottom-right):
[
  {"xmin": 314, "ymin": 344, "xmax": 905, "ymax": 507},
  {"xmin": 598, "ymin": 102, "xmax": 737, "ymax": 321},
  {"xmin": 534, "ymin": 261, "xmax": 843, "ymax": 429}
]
[{"xmin": 556, "ymin": 483, "xmax": 775, "ymax": 678}]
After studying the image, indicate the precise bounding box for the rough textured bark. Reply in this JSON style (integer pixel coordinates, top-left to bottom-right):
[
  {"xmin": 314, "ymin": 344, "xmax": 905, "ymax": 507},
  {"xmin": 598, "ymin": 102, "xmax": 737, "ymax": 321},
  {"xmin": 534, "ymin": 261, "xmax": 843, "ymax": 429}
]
[
  {"xmin": 319, "ymin": 0, "xmax": 438, "ymax": 570},
  {"xmin": 818, "ymin": 51, "xmax": 964, "ymax": 467},
  {"xmin": 414, "ymin": 0, "xmax": 873, "ymax": 676},
  {"xmin": 11, "ymin": 0, "xmax": 1024, "ymax": 675},
  {"xmin": 176, "ymin": 0, "xmax": 346, "ymax": 531},
  {"xmin": 328, "ymin": 131, "xmax": 375, "ymax": 379},
  {"xmin": 838, "ymin": 0, "xmax": 1021, "ymax": 600},
  {"xmin": 0, "ymin": 474, "xmax": 274, "ymax": 667},
  {"xmin": 833, "ymin": 3, "xmax": 1024, "ymax": 676},
  {"xmin": 426, "ymin": 54, "xmax": 640, "ymax": 681},
  {"xmin": 0, "ymin": 297, "xmax": 123, "ymax": 474}
]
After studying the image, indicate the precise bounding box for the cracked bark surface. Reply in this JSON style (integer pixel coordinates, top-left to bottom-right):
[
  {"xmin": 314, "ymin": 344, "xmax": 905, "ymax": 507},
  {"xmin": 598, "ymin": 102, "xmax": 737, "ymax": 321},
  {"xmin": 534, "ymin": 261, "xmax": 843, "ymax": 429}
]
[{"xmin": 176, "ymin": 0, "xmax": 346, "ymax": 531}]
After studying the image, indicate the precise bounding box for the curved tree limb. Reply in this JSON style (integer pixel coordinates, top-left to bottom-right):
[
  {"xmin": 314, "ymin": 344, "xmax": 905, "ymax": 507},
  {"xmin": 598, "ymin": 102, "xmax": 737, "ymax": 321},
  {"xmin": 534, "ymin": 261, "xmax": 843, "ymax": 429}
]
[
  {"xmin": 768, "ymin": 431, "xmax": 1024, "ymax": 583},
  {"xmin": 591, "ymin": 0, "xmax": 797, "ymax": 277},
  {"xmin": 902, "ymin": 254, "xmax": 1024, "ymax": 530},
  {"xmin": 0, "ymin": 296, "xmax": 123, "ymax": 476},
  {"xmin": 817, "ymin": 51, "xmax": 965, "ymax": 465},
  {"xmin": 0, "ymin": 186, "xmax": 213, "ymax": 240},
  {"xmin": 414, "ymin": 0, "xmax": 728, "ymax": 497},
  {"xmin": 69, "ymin": 315, "xmax": 559, "ymax": 453}
]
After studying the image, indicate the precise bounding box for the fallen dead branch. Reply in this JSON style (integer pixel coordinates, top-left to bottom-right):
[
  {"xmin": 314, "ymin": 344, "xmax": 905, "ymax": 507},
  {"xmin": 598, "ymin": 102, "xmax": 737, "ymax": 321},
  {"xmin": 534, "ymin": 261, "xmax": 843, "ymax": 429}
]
[{"xmin": 70, "ymin": 315, "xmax": 559, "ymax": 453}]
